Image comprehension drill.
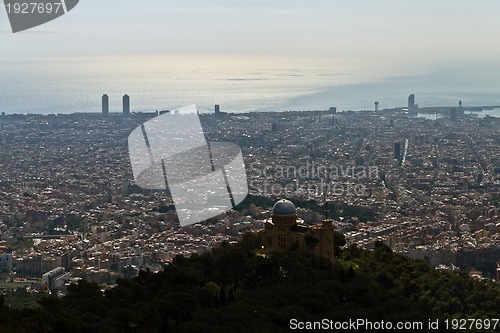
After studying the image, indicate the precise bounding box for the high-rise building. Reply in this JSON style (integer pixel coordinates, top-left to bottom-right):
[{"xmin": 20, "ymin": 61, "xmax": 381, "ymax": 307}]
[
  {"xmin": 375, "ymin": 101, "xmax": 379, "ymax": 112},
  {"xmin": 102, "ymin": 94, "xmax": 109, "ymax": 115},
  {"xmin": 123, "ymin": 94, "xmax": 130, "ymax": 116},
  {"xmin": 458, "ymin": 100, "xmax": 464, "ymax": 117},
  {"xmin": 394, "ymin": 142, "xmax": 401, "ymax": 161},
  {"xmin": 329, "ymin": 107, "xmax": 337, "ymax": 114},
  {"xmin": 215, "ymin": 104, "xmax": 220, "ymax": 114},
  {"xmin": 42, "ymin": 267, "xmax": 71, "ymax": 290},
  {"xmin": 408, "ymin": 94, "xmax": 415, "ymax": 109},
  {"xmin": 450, "ymin": 108, "xmax": 458, "ymax": 120},
  {"xmin": 0, "ymin": 246, "xmax": 12, "ymax": 272}
]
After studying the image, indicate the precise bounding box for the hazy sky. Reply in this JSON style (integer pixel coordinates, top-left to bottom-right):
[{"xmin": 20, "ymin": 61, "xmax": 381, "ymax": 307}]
[{"xmin": 2, "ymin": 0, "xmax": 500, "ymax": 68}]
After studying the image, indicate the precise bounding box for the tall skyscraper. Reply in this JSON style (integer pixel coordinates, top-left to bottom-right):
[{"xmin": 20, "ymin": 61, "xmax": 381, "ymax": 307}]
[
  {"xmin": 394, "ymin": 142, "xmax": 401, "ymax": 161},
  {"xmin": 375, "ymin": 101, "xmax": 379, "ymax": 112},
  {"xmin": 458, "ymin": 100, "xmax": 464, "ymax": 117},
  {"xmin": 123, "ymin": 94, "xmax": 130, "ymax": 116},
  {"xmin": 215, "ymin": 104, "xmax": 220, "ymax": 114},
  {"xmin": 102, "ymin": 94, "xmax": 109, "ymax": 115},
  {"xmin": 408, "ymin": 94, "xmax": 415, "ymax": 109}
]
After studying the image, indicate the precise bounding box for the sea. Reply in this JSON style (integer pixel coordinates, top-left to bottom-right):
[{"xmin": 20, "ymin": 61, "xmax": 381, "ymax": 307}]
[{"xmin": 1, "ymin": 55, "xmax": 500, "ymax": 116}]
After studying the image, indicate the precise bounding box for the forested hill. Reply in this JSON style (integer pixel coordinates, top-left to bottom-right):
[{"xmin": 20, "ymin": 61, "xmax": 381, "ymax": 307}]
[{"xmin": 0, "ymin": 233, "xmax": 499, "ymax": 333}]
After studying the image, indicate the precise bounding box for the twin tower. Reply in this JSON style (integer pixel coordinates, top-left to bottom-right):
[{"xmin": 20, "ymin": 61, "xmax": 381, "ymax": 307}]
[{"xmin": 102, "ymin": 94, "xmax": 130, "ymax": 116}]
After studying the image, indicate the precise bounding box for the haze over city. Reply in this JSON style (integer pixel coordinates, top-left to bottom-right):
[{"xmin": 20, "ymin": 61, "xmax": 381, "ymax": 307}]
[{"xmin": 1, "ymin": 0, "xmax": 500, "ymax": 114}]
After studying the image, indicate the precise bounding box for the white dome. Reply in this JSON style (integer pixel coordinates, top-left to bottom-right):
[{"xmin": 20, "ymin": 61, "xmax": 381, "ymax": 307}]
[{"xmin": 272, "ymin": 199, "xmax": 296, "ymax": 216}]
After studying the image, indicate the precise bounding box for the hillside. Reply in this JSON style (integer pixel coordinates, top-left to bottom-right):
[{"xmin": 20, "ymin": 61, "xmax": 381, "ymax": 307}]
[{"xmin": 0, "ymin": 233, "xmax": 499, "ymax": 333}]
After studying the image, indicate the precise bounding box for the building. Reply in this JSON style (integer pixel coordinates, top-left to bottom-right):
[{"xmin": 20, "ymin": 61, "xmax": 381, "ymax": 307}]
[
  {"xmin": 42, "ymin": 267, "xmax": 71, "ymax": 290},
  {"xmin": 214, "ymin": 104, "xmax": 227, "ymax": 117},
  {"xmin": 496, "ymin": 262, "xmax": 500, "ymax": 281},
  {"xmin": 375, "ymin": 101, "xmax": 379, "ymax": 112},
  {"xmin": 458, "ymin": 100, "xmax": 464, "ymax": 117},
  {"xmin": 102, "ymin": 94, "xmax": 109, "ymax": 115},
  {"xmin": 408, "ymin": 94, "xmax": 415, "ymax": 109},
  {"xmin": 0, "ymin": 247, "xmax": 12, "ymax": 272},
  {"xmin": 262, "ymin": 199, "xmax": 336, "ymax": 262},
  {"xmin": 123, "ymin": 94, "xmax": 130, "ymax": 116},
  {"xmin": 15, "ymin": 255, "xmax": 42, "ymax": 277},
  {"xmin": 450, "ymin": 108, "xmax": 458, "ymax": 120},
  {"xmin": 394, "ymin": 142, "xmax": 401, "ymax": 161}
]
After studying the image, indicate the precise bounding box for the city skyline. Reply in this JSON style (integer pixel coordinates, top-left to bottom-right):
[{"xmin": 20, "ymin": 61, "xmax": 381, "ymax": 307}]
[
  {"xmin": 0, "ymin": 2, "xmax": 499, "ymax": 330},
  {"xmin": 2, "ymin": 1, "xmax": 500, "ymax": 114}
]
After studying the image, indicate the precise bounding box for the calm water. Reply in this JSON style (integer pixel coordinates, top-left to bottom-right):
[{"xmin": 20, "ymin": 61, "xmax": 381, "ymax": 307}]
[
  {"xmin": 1, "ymin": 55, "xmax": 500, "ymax": 114},
  {"xmin": 468, "ymin": 108, "xmax": 500, "ymax": 118}
]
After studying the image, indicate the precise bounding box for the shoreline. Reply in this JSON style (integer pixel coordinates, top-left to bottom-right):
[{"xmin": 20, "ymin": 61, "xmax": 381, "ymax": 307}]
[{"xmin": 1, "ymin": 105, "xmax": 500, "ymax": 117}]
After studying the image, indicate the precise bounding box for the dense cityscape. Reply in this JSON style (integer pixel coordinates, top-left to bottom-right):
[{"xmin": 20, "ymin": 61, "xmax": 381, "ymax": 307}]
[
  {"xmin": 3, "ymin": 1, "xmax": 500, "ymax": 330},
  {"xmin": 1, "ymin": 95, "xmax": 499, "ymax": 296}
]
